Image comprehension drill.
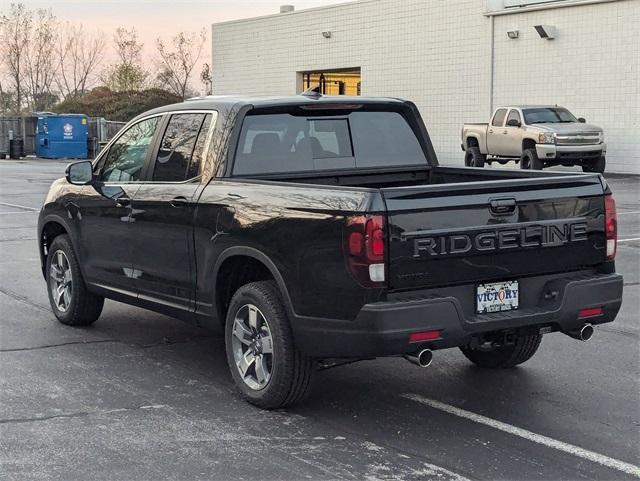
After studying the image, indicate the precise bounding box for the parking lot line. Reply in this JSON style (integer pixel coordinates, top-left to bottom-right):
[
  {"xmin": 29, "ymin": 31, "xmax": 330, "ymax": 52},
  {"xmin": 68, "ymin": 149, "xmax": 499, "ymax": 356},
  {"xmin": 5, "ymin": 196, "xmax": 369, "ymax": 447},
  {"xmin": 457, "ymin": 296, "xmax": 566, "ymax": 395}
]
[
  {"xmin": 0, "ymin": 201, "xmax": 39, "ymax": 212},
  {"xmin": 618, "ymin": 211, "xmax": 640, "ymax": 216},
  {"xmin": 402, "ymin": 393, "xmax": 640, "ymax": 478},
  {"xmin": 618, "ymin": 237, "xmax": 640, "ymax": 243}
]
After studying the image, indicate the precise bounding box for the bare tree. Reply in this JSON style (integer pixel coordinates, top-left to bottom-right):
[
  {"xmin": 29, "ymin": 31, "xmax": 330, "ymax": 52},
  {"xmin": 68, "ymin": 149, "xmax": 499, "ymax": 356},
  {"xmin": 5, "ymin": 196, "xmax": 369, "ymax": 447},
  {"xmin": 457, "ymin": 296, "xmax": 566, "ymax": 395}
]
[
  {"xmin": 23, "ymin": 7, "xmax": 57, "ymax": 110},
  {"xmin": 0, "ymin": 3, "xmax": 32, "ymax": 113},
  {"xmin": 200, "ymin": 62, "xmax": 212, "ymax": 95},
  {"xmin": 56, "ymin": 23, "xmax": 106, "ymax": 100},
  {"xmin": 106, "ymin": 27, "xmax": 147, "ymax": 92},
  {"xmin": 155, "ymin": 29, "xmax": 206, "ymax": 99}
]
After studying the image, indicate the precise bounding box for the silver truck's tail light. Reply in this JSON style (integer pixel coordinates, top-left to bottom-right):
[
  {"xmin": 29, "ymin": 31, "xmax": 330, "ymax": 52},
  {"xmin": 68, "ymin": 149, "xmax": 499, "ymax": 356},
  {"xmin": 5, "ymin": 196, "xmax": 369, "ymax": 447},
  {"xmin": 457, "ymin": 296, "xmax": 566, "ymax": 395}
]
[{"xmin": 604, "ymin": 194, "xmax": 617, "ymax": 260}]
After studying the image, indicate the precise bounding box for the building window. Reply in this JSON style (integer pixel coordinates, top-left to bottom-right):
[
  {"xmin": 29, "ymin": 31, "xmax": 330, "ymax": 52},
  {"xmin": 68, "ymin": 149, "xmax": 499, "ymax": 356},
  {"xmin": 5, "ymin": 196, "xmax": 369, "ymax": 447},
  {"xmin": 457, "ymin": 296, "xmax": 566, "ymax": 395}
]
[{"xmin": 299, "ymin": 68, "xmax": 361, "ymax": 96}]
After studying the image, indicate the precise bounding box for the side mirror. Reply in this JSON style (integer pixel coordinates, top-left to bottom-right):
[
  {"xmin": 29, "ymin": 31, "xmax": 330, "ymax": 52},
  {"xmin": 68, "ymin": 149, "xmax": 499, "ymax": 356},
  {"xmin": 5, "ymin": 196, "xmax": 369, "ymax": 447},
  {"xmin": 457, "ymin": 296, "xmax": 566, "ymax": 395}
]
[
  {"xmin": 578, "ymin": 117, "xmax": 586, "ymax": 123},
  {"xmin": 65, "ymin": 161, "xmax": 94, "ymax": 185},
  {"xmin": 506, "ymin": 119, "xmax": 521, "ymax": 127}
]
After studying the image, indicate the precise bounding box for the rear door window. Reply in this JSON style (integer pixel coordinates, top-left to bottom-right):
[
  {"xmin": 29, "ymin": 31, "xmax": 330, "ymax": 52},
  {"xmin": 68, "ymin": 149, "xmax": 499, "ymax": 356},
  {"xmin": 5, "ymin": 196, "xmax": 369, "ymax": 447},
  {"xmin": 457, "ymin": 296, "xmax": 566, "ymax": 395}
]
[
  {"xmin": 492, "ymin": 109, "xmax": 507, "ymax": 127},
  {"xmin": 152, "ymin": 113, "xmax": 213, "ymax": 182}
]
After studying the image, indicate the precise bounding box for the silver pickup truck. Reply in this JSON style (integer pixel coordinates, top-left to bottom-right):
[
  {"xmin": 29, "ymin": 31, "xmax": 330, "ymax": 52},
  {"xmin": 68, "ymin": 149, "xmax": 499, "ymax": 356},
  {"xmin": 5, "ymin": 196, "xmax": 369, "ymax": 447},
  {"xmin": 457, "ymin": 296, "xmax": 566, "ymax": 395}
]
[{"xmin": 462, "ymin": 106, "xmax": 606, "ymax": 173}]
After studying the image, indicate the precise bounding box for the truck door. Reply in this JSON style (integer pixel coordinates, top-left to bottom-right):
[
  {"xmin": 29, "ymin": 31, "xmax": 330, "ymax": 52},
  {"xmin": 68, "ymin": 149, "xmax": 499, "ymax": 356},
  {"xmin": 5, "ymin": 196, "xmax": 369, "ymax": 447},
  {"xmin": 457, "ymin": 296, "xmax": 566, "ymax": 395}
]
[
  {"xmin": 130, "ymin": 112, "xmax": 216, "ymax": 315},
  {"xmin": 486, "ymin": 108, "xmax": 507, "ymax": 155},
  {"xmin": 503, "ymin": 109, "xmax": 524, "ymax": 157}
]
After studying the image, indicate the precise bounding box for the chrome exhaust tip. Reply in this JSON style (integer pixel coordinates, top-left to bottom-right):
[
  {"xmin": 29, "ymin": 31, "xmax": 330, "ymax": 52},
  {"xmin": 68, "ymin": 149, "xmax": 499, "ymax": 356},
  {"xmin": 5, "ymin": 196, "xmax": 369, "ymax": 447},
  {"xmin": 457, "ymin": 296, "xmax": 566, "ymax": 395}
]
[
  {"xmin": 404, "ymin": 349, "xmax": 433, "ymax": 368},
  {"xmin": 564, "ymin": 323, "xmax": 594, "ymax": 342}
]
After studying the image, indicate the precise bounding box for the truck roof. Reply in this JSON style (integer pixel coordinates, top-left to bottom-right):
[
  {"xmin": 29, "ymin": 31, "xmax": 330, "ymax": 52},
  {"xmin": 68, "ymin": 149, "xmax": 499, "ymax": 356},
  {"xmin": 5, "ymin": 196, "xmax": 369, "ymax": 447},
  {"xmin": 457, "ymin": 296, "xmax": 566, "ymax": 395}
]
[
  {"xmin": 497, "ymin": 105, "xmax": 565, "ymax": 110},
  {"xmin": 135, "ymin": 94, "xmax": 410, "ymax": 121}
]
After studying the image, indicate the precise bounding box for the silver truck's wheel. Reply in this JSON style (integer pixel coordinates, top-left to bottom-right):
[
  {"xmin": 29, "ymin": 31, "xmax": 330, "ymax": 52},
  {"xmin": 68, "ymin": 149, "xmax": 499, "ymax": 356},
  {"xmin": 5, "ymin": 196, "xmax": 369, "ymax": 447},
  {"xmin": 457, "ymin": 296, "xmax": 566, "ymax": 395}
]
[
  {"xmin": 520, "ymin": 148, "xmax": 543, "ymax": 170},
  {"xmin": 465, "ymin": 147, "xmax": 485, "ymax": 168},
  {"xmin": 225, "ymin": 281, "xmax": 315, "ymax": 409},
  {"xmin": 582, "ymin": 156, "xmax": 605, "ymax": 174},
  {"xmin": 46, "ymin": 235, "xmax": 104, "ymax": 326}
]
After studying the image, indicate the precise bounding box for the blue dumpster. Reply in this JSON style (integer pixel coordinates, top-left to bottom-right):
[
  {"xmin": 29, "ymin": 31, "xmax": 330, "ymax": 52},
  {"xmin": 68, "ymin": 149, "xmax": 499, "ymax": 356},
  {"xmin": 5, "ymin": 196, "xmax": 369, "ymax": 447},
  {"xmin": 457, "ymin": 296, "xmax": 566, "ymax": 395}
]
[{"xmin": 35, "ymin": 114, "xmax": 88, "ymax": 159}]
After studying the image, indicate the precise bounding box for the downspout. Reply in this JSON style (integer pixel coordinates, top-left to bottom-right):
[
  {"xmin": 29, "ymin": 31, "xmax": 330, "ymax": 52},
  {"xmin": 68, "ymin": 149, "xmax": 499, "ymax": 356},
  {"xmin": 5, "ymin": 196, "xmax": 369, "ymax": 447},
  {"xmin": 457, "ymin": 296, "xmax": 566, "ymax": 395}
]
[{"xmin": 489, "ymin": 14, "xmax": 495, "ymax": 114}]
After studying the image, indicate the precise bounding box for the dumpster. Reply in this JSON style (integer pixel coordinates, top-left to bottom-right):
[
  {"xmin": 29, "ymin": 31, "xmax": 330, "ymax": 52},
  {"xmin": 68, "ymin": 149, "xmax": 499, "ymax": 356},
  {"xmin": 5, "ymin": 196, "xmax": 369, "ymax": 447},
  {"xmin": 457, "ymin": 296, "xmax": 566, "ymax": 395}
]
[{"xmin": 35, "ymin": 114, "xmax": 88, "ymax": 159}]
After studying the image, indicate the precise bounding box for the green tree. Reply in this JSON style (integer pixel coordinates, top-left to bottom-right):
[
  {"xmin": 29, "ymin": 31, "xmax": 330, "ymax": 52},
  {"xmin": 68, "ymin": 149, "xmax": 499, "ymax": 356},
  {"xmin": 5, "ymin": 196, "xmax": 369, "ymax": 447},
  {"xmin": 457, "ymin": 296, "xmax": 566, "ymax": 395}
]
[{"xmin": 105, "ymin": 27, "xmax": 147, "ymax": 92}]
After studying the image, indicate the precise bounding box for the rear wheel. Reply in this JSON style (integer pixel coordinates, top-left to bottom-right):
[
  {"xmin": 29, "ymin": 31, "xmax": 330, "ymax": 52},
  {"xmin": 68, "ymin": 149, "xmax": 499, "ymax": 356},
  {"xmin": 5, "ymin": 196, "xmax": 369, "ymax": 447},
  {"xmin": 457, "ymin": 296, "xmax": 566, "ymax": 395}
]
[
  {"xmin": 520, "ymin": 148, "xmax": 543, "ymax": 170},
  {"xmin": 582, "ymin": 156, "xmax": 606, "ymax": 174},
  {"xmin": 465, "ymin": 146, "xmax": 486, "ymax": 168},
  {"xmin": 46, "ymin": 235, "xmax": 104, "ymax": 326},
  {"xmin": 225, "ymin": 281, "xmax": 315, "ymax": 409},
  {"xmin": 460, "ymin": 333, "xmax": 542, "ymax": 368}
]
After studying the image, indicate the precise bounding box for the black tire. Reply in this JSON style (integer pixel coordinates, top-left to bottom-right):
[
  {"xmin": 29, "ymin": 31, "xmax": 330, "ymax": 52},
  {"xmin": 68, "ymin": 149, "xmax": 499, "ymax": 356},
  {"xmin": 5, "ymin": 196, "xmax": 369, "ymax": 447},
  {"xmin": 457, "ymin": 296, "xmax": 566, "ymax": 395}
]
[
  {"xmin": 582, "ymin": 156, "xmax": 606, "ymax": 174},
  {"xmin": 460, "ymin": 333, "xmax": 542, "ymax": 368},
  {"xmin": 225, "ymin": 281, "xmax": 315, "ymax": 409},
  {"xmin": 465, "ymin": 146, "xmax": 486, "ymax": 168},
  {"xmin": 46, "ymin": 234, "xmax": 104, "ymax": 326},
  {"xmin": 520, "ymin": 148, "xmax": 543, "ymax": 170}
]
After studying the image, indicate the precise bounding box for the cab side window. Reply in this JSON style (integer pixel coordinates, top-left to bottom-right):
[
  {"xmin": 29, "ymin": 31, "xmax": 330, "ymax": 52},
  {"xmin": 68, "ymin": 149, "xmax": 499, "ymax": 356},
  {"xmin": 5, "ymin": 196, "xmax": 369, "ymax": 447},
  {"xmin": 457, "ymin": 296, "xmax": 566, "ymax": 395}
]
[
  {"xmin": 100, "ymin": 117, "xmax": 160, "ymax": 182},
  {"xmin": 506, "ymin": 109, "xmax": 521, "ymax": 126},
  {"xmin": 492, "ymin": 109, "xmax": 507, "ymax": 127},
  {"xmin": 153, "ymin": 113, "xmax": 213, "ymax": 182}
]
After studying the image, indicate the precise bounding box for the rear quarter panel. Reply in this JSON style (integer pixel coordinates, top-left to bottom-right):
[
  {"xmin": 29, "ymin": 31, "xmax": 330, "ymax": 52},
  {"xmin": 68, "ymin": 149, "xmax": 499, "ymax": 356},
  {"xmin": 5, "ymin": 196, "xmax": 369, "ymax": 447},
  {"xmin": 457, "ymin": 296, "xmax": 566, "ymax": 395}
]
[{"xmin": 193, "ymin": 179, "xmax": 385, "ymax": 324}]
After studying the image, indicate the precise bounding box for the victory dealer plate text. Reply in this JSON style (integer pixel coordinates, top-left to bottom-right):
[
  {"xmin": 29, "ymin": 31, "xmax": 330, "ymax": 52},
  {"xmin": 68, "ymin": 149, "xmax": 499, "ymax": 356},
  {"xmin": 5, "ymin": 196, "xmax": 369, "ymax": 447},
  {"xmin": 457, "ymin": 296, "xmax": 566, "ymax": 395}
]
[{"xmin": 476, "ymin": 280, "xmax": 519, "ymax": 314}]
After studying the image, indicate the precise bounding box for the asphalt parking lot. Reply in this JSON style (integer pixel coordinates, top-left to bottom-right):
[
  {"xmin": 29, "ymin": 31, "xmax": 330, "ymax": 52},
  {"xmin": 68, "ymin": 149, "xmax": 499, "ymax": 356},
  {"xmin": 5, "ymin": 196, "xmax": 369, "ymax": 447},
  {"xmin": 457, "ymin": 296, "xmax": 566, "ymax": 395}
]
[{"xmin": 0, "ymin": 158, "xmax": 638, "ymax": 481}]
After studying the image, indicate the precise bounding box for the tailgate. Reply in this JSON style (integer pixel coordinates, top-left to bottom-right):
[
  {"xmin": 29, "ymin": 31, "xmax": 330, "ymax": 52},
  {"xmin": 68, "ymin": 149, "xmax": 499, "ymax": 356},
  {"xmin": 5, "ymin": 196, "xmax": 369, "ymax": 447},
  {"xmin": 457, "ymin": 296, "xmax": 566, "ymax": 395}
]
[{"xmin": 382, "ymin": 175, "xmax": 607, "ymax": 290}]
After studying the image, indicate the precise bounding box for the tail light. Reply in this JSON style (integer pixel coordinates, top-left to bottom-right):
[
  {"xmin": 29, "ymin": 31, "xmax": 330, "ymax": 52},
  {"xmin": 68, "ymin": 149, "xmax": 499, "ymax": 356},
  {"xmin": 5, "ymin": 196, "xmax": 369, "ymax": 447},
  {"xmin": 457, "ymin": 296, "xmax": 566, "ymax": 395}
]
[
  {"xmin": 344, "ymin": 214, "xmax": 386, "ymax": 287},
  {"xmin": 604, "ymin": 194, "xmax": 617, "ymax": 260}
]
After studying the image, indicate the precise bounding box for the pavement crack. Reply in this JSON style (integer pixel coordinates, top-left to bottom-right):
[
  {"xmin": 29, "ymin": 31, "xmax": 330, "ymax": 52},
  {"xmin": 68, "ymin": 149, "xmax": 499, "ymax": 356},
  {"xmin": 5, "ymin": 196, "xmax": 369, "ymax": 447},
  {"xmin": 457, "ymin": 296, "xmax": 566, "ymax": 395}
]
[
  {"xmin": 0, "ymin": 287, "xmax": 50, "ymax": 312},
  {"xmin": 0, "ymin": 404, "xmax": 169, "ymax": 425},
  {"xmin": 0, "ymin": 339, "xmax": 119, "ymax": 352}
]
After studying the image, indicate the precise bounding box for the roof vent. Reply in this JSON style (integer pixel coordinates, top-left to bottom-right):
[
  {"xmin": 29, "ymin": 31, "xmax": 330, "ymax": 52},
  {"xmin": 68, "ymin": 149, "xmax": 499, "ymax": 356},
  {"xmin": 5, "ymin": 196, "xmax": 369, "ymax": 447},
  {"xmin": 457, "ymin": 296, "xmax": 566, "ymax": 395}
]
[{"xmin": 280, "ymin": 5, "xmax": 294, "ymax": 13}]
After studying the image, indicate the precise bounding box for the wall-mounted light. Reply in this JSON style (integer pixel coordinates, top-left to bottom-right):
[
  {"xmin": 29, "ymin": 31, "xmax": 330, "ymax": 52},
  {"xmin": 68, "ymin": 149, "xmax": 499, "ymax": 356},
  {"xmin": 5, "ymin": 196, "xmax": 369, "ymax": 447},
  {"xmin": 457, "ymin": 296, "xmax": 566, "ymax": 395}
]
[
  {"xmin": 321, "ymin": 31, "xmax": 332, "ymax": 39},
  {"xmin": 507, "ymin": 30, "xmax": 520, "ymax": 39},
  {"xmin": 534, "ymin": 25, "xmax": 556, "ymax": 40}
]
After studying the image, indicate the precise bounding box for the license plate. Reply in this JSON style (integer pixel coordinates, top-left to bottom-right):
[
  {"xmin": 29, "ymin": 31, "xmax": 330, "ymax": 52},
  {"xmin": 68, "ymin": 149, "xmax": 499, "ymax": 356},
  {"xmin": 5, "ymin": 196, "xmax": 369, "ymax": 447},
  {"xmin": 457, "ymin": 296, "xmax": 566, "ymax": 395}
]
[{"xmin": 476, "ymin": 280, "xmax": 519, "ymax": 314}]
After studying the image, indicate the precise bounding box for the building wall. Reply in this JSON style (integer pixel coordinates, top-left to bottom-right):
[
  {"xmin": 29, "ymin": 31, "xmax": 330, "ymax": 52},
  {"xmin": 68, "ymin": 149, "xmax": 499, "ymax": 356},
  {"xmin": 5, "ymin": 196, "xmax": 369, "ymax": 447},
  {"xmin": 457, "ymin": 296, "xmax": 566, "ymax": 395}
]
[{"xmin": 212, "ymin": 0, "xmax": 639, "ymax": 173}]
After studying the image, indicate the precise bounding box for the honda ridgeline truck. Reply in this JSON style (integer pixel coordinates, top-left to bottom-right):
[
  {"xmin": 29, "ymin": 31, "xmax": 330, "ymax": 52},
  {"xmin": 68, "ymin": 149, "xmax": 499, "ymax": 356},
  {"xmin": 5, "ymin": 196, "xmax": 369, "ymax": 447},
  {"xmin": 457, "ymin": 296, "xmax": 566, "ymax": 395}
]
[
  {"xmin": 39, "ymin": 94, "xmax": 622, "ymax": 409},
  {"xmin": 462, "ymin": 106, "xmax": 606, "ymax": 173}
]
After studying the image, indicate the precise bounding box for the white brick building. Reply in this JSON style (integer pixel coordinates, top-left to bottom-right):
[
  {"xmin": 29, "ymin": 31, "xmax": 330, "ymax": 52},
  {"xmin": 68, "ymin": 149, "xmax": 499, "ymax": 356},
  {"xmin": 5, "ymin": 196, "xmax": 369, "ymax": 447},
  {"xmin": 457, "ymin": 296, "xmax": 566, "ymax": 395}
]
[{"xmin": 212, "ymin": 0, "xmax": 639, "ymax": 174}]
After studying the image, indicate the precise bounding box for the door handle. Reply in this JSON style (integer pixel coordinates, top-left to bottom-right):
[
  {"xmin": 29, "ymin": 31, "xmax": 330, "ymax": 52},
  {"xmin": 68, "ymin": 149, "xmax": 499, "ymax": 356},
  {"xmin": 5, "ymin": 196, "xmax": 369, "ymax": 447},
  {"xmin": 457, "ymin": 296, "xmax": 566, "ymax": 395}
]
[
  {"xmin": 114, "ymin": 196, "xmax": 130, "ymax": 208},
  {"xmin": 488, "ymin": 129, "xmax": 494, "ymax": 134},
  {"xmin": 503, "ymin": 130, "xmax": 509, "ymax": 134},
  {"xmin": 170, "ymin": 196, "xmax": 189, "ymax": 208}
]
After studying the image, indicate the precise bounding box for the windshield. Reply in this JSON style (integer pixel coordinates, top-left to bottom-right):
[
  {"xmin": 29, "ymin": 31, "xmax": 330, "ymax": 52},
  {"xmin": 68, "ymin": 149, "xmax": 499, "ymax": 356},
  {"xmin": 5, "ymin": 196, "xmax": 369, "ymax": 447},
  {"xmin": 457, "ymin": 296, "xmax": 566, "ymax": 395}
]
[{"xmin": 523, "ymin": 108, "xmax": 578, "ymax": 124}]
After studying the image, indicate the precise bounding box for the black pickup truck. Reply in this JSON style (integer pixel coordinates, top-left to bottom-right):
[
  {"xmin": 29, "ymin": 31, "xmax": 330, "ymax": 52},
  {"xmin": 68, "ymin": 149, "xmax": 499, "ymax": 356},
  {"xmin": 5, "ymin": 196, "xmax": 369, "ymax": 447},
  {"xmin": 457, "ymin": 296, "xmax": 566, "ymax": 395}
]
[{"xmin": 38, "ymin": 94, "xmax": 623, "ymax": 409}]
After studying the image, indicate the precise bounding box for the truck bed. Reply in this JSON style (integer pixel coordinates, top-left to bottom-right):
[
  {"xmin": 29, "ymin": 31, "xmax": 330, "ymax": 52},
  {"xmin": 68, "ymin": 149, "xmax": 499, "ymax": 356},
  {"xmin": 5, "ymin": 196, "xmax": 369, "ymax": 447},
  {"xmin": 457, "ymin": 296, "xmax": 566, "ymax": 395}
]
[{"xmin": 245, "ymin": 165, "xmax": 607, "ymax": 291}]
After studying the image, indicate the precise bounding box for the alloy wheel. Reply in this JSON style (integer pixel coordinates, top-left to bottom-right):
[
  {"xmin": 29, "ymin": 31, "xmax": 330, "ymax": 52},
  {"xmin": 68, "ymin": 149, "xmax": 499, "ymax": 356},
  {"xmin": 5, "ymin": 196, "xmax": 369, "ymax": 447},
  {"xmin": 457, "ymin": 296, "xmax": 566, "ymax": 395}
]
[
  {"xmin": 49, "ymin": 250, "xmax": 73, "ymax": 312},
  {"xmin": 231, "ymin": 304, "xmax": 274, "ymax": 390}
]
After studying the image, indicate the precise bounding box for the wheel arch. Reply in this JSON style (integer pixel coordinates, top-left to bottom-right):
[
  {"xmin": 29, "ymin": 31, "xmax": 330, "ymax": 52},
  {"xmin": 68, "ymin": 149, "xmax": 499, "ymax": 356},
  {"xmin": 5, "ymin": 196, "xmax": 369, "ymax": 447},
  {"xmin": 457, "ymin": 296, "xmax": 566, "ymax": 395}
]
[
  {"xmin": 212, "ymin": 246, "xmax": 295, "ymax": 328},
  {"xmin": 522, "ymin": 137, "xmax": 537, "ymax": 151},
  {"xmin": 39, "ymin": 216, "xmax": 73, "ymax": 278}
]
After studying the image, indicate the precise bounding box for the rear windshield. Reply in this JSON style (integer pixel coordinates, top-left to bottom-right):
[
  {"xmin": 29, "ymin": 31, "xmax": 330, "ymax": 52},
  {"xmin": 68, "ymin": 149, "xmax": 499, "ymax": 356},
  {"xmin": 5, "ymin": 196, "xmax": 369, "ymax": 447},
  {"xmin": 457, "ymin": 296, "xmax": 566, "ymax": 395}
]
[{"xmin": 233, "ymin": 111, "xmax": 426, "ymax": 175}]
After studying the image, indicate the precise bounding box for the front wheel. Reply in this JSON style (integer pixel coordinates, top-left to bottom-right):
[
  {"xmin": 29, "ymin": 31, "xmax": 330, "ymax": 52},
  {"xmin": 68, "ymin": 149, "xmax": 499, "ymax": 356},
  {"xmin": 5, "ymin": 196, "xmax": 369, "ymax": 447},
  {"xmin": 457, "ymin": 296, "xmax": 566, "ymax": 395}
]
[
  {"xmin": 582, "ymin": 156, "xmax": 606, "ymax": 174},
  {"xmin": 520, "ymin": 148, "xmax": 544, "ymax": 170},
  {"xmin": 460, "ymin": 333, "xmax": 542, "ymax": 368},
  {"xmin": 225, "ymin": 281, "xmax": 315, "ymax": 409},
  {"xmin": 46, "ymin": 234, "xmax": 104, "ymax": 326}
]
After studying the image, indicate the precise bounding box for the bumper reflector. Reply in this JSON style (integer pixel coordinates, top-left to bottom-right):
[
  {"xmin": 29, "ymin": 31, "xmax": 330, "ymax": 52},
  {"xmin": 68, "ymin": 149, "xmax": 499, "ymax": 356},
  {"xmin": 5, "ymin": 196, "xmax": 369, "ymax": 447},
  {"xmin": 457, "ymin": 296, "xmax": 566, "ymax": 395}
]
[
  {"xmin": 578, "ymin": 307, "xmax": 603, "ymax": 319},
  {"xmin": 409, "ymin": 330, "xmax": 441, "ymax": 343}
]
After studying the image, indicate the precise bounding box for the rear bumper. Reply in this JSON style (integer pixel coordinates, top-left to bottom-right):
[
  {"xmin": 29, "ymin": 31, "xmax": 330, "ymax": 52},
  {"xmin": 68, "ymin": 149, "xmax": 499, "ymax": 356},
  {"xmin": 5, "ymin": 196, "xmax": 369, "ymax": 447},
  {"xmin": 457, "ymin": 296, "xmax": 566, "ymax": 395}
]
[{"xmin": 292, "ymin": 271, "xmax": 623, "ymax": 358}]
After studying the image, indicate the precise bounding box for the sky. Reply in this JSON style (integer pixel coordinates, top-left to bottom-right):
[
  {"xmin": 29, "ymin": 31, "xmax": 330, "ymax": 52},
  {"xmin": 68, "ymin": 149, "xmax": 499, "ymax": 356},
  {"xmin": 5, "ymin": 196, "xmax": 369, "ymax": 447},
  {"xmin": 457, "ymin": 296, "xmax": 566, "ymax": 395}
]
[{"xmin": 9, "ymin": 0, "xmax": 346, "ymax": 91}]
